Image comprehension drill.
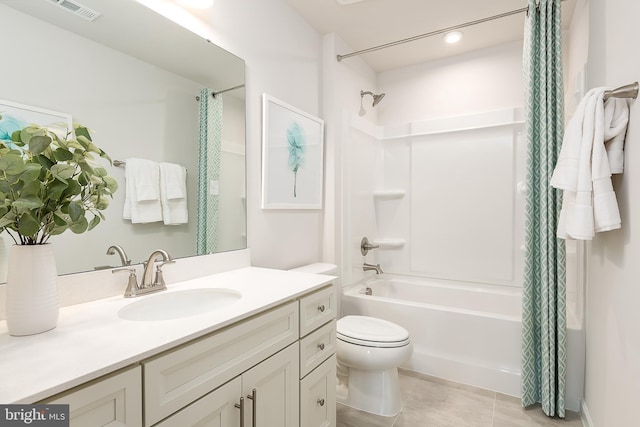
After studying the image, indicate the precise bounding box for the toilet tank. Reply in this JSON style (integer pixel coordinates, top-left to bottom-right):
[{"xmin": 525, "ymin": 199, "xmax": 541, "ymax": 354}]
[{"xmin": 289, "ymin": 263, "xmax": 338, "ymax": 275}]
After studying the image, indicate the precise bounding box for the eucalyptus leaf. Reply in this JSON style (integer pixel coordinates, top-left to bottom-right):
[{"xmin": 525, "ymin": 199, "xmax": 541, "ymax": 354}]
[
  {"xmin": 19, "ymin": 163, "xmax": 43, "ymax": 182},
  {"xmin": 68, "ymin": 200, "xmax": 84, "ymax": 222},
  {"xmin": 17, "ymin": 212, "xmax": 40, "ymax": 237},
  {"xmin": 88, "ymin": 215, "xmax": 100, "ymax": 231},
  {"xmin": 28, "ymin": 135, "xmax": 53, "ymax": 155},
  {"xmin": 69, "ymin": 216, "xmax": 88, "ymax": 234},
  {"xmin": 12, "ymin": 195, "xmax": 44, "ymax": 210},
  {"xmin": 52, "ymin": 147, "xmax": 74, "ymax": 161},
  {"xmin": 0, "ymin": 154, "xmax": 26, "ymax": 175},
  {"xmin": 51, "ymin": 164, "xmax": 76, "ymax": 180}
]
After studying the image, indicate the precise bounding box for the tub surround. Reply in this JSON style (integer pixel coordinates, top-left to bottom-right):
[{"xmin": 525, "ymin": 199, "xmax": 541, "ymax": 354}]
[{"xmin": 0, "ymin": 265, "xmax": 334, "ymax": 404}]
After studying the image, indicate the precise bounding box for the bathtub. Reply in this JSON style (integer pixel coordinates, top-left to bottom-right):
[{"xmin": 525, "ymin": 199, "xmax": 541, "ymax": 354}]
[{"xmin": 340, "ymin": 274, "xmax": 585, "ymax": 411}]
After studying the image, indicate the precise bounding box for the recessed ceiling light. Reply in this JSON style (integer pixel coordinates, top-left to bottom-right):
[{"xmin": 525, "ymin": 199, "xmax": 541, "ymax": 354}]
[
  {"xmin": 177, "ymin": 0, "xmax": 214, "ymax": 9},
  {"xmin": 443, "ymin": 31, "xmax": 463, "ymax": 44}
]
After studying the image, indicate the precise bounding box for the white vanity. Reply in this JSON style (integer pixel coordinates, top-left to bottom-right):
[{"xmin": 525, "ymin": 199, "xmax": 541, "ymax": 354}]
[{"xmin": 0, "ymin": 267, "xmax": 337, "ymax": 427}]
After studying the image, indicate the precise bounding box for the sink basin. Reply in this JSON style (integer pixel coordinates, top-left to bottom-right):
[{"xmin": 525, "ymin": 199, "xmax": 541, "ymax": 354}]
[{"xmin": 118, "ymin": 288, "xmax": 241, "ymax": 321}]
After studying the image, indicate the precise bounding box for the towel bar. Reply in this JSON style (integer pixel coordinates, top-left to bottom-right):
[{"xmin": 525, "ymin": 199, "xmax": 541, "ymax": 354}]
[{"xmin": 604, "ymin": 82, "xmax": 639, "ymax": 101}]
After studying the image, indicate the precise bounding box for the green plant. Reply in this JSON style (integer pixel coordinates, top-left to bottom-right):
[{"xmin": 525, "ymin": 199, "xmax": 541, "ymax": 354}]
[{"xmin": 0, "ymin": 120, "xmax": 118, "ymax": 245}]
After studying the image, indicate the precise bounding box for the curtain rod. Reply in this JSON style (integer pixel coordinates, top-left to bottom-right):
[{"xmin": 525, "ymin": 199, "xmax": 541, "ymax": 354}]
[
  {"xmin": 195, "ymin": 84, "xmax": 245, "ymax": 101},
  {"xmin": 336, "ymin": 1, "xmax": 566, "ymax": 62}
]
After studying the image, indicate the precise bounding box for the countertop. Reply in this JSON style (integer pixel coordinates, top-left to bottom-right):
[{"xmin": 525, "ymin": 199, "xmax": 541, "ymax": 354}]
[{"xmin": 0, "ymin": 266, "xmax": 334, "ymax": 403}]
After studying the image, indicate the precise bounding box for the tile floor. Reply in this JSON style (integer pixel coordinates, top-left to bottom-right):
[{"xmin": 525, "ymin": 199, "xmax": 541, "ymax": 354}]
[{"xmin": 337, "ymin": 370, "xmax": 584, "ymax": 427}]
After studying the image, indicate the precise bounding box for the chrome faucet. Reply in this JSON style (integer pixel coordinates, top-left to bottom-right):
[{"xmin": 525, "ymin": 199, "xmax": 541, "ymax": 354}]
[
  {"xmin": 106, "ymin": 245, "xmax": 131, "ymax": 266},
  {"xmin": 363, "ymin": 263, "xmax": 383, "ymax": 274},
  {"xmin": 142, "ymin": 249, "xmax": 174, "ymax": 288},
  {"xmin": 113, "ymin": 249, "xmax": 174, "ymax": 298}
]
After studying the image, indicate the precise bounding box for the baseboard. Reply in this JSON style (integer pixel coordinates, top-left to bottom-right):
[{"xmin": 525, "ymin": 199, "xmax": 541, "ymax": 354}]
[{"xmin": 581, "ymin": 400, "xmax": 594, "ymax": 427}]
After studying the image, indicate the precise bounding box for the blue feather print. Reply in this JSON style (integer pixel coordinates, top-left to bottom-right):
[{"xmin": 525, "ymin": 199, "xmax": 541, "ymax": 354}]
[{"xmin": 287, "ymin": 122, "xmax": 305, "ymax": 197}]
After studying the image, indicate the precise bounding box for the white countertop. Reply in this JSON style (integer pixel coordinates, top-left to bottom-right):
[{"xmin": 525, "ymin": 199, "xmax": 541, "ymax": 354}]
[{"xmin": 0, "ymin": 267, "xmax": 334, "ymax": 403}]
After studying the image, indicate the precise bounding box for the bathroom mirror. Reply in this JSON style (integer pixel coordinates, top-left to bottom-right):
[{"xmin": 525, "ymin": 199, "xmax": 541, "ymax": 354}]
[{"xmin": 0, "ymin": 0, "xmax": 246, "ymax": 279}]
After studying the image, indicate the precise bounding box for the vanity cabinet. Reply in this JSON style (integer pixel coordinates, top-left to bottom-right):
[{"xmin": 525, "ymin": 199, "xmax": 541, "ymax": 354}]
[
  {"xmin": 42, "ymin": 365, "xmax": 142, "ymax": 427},
  {"xmin": 36, "ymin": 282, "xmax": 337, "ymax": 427}
]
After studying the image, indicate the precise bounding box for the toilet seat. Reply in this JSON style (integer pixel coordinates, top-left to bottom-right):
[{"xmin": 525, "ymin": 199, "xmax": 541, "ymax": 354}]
[{"xmin": 337, "ymin": 315, "xmax": 410, "ymax": 348}]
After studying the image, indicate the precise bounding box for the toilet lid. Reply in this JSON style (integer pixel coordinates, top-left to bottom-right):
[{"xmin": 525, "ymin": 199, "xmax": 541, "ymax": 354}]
[{"xmin": 337, "ymin": 315, "xmax": 410, "ymax": 347}]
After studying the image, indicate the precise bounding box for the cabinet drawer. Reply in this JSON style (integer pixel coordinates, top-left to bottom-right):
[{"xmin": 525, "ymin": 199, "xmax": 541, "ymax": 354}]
[
  {"xmin": 299, "ymin": 285, "xmax": 336, "ymax": 337},
  {"xmin": 144, "ymin": 301, "xmax": 298, "ymax": 427},
  {"xmin": 300, "ymin": 355, "xmax": 336, "ymax": 427},
  {"xmin": 300, "ymin": 321, "xmax": 336, "ymax": 378},
  {"xmin": 43, "ymin": 365, "xmax": 142, "ymax": 427}
]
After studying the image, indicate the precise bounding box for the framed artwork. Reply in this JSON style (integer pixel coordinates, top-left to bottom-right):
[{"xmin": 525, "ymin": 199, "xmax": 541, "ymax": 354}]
[
  {"xmin": 0, "ymin": 99, "xmax": 72, "ymax": 145},
  {"xmin": 261, "ymin": 94, "xmax": 325, "ymax": 209}
]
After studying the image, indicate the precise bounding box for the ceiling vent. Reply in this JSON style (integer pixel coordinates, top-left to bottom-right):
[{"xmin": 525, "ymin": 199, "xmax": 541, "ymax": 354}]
[{"xmin": 47, "ymin": 0, "xmax": 101, "ymax": 22}]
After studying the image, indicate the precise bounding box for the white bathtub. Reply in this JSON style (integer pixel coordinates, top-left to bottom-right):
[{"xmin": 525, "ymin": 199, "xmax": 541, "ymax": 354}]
[{"xmin": 340, "ymin": 274, "xmax": 585, "ymax": 411}]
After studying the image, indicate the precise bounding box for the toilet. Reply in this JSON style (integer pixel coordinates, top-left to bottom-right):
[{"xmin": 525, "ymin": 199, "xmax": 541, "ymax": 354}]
[{"xmin": 289, "ymin": 263, "xmax": 413, "ymax": 417}]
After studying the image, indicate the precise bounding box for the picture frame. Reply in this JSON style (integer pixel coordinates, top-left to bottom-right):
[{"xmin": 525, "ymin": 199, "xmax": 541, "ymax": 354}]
[
  {"xmin": 261, "ymin": 94, "xmax": 325, "ymax": 209},
  {"xmin": 0, "ymin": 99, "xmax": 72, "ymax": 145}
]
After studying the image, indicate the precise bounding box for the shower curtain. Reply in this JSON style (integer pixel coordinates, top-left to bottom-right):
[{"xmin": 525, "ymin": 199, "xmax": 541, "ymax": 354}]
[
  {"xmin": 521, "ymin": 0, "xmax": 567, "ymax": 418},
  {"xmin": 196, "ymin": 89, "xmax": 223, "ymax": 255}
]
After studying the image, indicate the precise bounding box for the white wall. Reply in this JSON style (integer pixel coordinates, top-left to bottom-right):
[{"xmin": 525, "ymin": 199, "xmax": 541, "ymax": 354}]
[
  {"xmin": 582, "ymin": 0, "xmax": 640, "ymax": 425},
  {"xmin": 377, "ymin": 41, "xmax": 525, "ymax": 126},
  {"xmin": 194, "ymin": 0, "xmax": 326, "ymax": 269}
]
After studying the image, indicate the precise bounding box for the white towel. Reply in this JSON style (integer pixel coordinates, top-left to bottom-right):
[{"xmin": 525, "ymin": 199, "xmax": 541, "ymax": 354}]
[
  {"xmin": 550, "ymin": 87, "xmax": 629, "ymax": 240},
  {"xmin": 159, "ymin": 162, "xmax": 188, "ymax": 225},
  {"xmin": 123, "ymin": 158, "xmax": 163, "ymax": 223}
]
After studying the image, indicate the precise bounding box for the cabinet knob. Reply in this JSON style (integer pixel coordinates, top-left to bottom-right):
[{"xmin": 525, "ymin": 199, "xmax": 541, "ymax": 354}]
[
  {"xmin": 317, "ymin": 398, "xmax": 325, "ymax": 407},
  {"xmin": 317, "ymin": 304, "xmax": 325, "ymax": 312},
  {"xmin": 317, "ymin": 343, "xmax": 325, "ymax": 351}
]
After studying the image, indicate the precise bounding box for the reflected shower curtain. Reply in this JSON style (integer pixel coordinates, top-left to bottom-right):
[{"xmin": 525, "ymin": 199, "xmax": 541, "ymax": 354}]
[
  {"xmin": 196, "ymin": 89, "xmax": 223, "ymax": 255},
  {"xmin": 521, "ymin": 0, "xmax": 567, "ymax": 418}
]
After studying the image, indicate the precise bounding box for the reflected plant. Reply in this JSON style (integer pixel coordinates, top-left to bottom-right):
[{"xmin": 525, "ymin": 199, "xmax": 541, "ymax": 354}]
[
  {"xmin": 0, "ymin": 119, "xmax": 118, "ymax": 245},
  {"xmin": 287, "ymin": 121, "xmax": 305, "ymax": 197}
]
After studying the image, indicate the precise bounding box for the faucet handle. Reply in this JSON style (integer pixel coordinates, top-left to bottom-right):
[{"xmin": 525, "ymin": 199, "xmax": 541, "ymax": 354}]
[
  {"xmin": 113, "ymin": 268, "xmax": 140, "ymax": 297},
  {"xmin": 153, "ymin": 259, "xmax": 175, "ymax": 287},
  {"xmin": 361, "ymin": 237, "xmax": 380, "ymax": 256}
]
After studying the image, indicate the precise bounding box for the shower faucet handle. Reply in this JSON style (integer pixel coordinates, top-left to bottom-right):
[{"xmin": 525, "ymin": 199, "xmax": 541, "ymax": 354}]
[{"xmin": 361, "ymin": 237, "xmax": 380, "ymax": 256}]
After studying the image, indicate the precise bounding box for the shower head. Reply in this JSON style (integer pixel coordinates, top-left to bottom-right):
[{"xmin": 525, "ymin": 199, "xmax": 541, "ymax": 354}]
[{"xmin": 361, "ymin": 90, "xmax": 386, "ymax": 107}]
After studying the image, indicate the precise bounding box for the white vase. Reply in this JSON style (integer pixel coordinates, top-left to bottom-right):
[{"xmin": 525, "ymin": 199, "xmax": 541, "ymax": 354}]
[{"xmin": 6, "ymin": 244, "xmax": 59, "ymax": 336}]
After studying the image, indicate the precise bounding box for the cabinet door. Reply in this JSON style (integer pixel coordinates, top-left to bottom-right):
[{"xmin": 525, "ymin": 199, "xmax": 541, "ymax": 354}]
[
  {"xmin": 301, "ymin": 355, "xmax": 336, "ymax": 427},
  {"xmin": 43, "ymin": 365, "xmax": 141, "ymax": 427},
  {"xmin": 155, "ymin": 377, "xmax": 241, "ymax": 427},
  {"xmin": 242, "ymin": 343, "xmax": 300, "ymax": 427}
]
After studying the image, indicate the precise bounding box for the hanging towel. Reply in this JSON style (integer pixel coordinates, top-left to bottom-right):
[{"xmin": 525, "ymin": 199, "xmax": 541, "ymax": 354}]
[
  {"xmin": 550, "ymin": 87, "xmax": 629, "ymax": 239},
  {"xmin": 159, "ymin": 162, "xmax": 188, "ymax": 225},
  {"xmin": 123, "ymin": 158, "xmax": 163, "ymax": 223}
]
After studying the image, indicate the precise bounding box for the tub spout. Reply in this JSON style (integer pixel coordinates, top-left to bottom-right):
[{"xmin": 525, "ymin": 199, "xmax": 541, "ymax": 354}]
[{"xmin": 363, "ymin": 263, "xmax": 383, "ymax": 274}]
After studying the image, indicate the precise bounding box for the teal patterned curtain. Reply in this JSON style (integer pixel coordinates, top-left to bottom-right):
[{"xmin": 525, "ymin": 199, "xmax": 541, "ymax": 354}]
[
  {"xmin": 521, "ymin": 0, "xmax": 567, "ymax": 418},
  {"xmin": 196, "ymin": 89, "xmax": 223, "ymax": 255}
]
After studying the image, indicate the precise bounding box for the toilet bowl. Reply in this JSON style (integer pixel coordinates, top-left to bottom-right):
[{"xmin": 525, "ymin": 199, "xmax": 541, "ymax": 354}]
[
  {"xmin": 336, "ymin": 315, "xmax": 412, "ymax": 416},
  {"xmin": 289, "ymin": 263, "xmax": 413, "ymax": 417}
]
